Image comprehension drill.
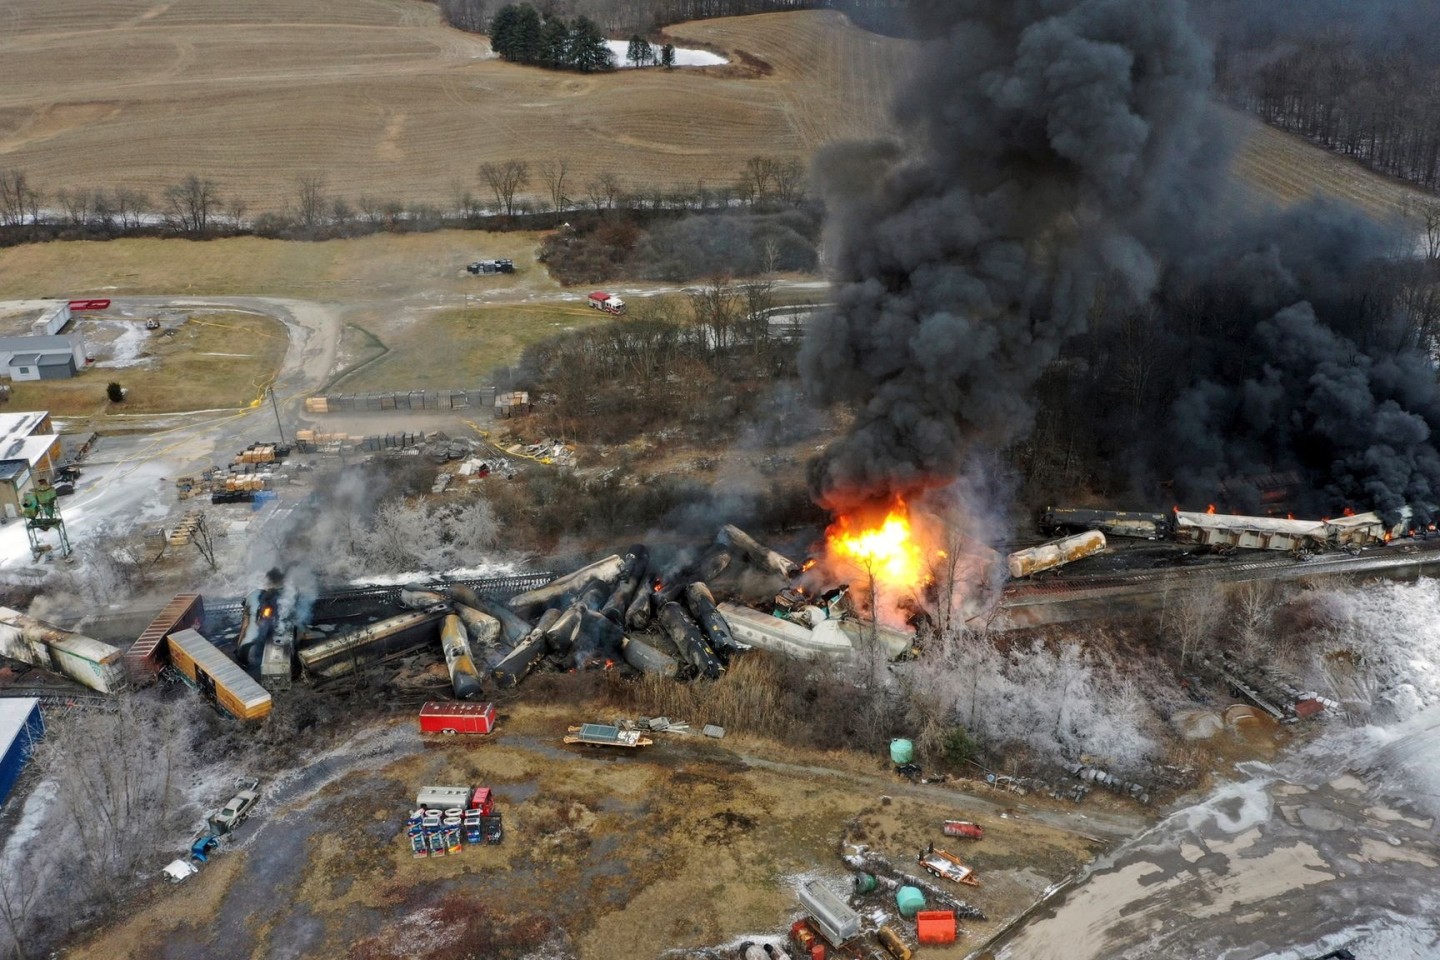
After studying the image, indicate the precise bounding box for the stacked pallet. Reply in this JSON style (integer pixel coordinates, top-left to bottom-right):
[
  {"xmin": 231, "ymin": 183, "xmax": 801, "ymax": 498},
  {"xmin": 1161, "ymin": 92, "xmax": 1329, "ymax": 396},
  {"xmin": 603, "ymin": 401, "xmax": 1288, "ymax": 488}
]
[
  {"xmin": 494, "ymin": 391, "xmax": 532, "ymax": 419},
  {"xmin": 224, "ymin": 475, "xmax": 268, "ymax": 492},
  {"xmin": 167, "ymin": 511, "xmax": 202, "ymax": 546},
  {"xmin": 304, "ymin": 397, "xmax": 330, "ymax": 414},
  {"xmin": 235, "ymin": 444, "xmax": 277, "ymax": 464}
]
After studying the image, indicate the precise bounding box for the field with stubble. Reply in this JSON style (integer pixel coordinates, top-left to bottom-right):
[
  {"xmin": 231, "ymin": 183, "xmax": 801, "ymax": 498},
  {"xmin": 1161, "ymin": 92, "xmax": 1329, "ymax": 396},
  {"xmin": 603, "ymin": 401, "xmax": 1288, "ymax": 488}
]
[{"xmin": 0, "ymin": 0, "xmax": 906, "ymax": 210}]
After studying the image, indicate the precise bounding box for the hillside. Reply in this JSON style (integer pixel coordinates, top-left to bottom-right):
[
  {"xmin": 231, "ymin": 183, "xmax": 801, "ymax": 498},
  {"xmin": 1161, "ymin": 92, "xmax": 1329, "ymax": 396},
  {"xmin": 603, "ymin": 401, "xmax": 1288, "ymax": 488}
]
[{"xmin": 0, "ymin": 1, "xmax": 907, "ymax": 209}]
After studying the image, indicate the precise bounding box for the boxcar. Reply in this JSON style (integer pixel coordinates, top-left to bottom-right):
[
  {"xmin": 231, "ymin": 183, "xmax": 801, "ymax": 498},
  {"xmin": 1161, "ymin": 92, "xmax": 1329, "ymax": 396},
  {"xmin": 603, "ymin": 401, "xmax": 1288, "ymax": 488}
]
[
  {"xmin": 0, "ymin": 606, "xmax": 126, "ymax": 694},
  {"xmin": 125, "ymin": 593, "xmax": 204, "ymax": 683},
  {"xmin": 166, "ymin": 628, "xmax": 272, "ymax": 721}
]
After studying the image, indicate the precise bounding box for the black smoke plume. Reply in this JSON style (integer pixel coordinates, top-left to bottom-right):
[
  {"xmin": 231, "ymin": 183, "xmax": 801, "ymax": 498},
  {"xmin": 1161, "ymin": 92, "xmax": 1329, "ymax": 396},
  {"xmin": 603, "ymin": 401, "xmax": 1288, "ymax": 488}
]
[
  {"xmin": 801, "ymin": 0, "xmax": 1222, "ymax": 512},
  {"xmin": 803, "ymin": 0, "xmax": 1440, "ymax": 524}
]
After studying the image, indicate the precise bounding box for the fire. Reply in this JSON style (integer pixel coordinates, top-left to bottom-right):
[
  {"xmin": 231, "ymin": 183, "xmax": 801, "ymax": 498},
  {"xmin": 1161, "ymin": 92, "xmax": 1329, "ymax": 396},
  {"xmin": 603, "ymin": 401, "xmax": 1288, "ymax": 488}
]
[
  {"xmin": 1342, "ymin": 507, "xmax": 1356, "ymax": 517},
  {"xmin": 801, "ymin": 558, "xmax": 817, "ymax": 572},
  {"xmin": 1205, "ymin": 504, "xmax": 1217, "ymax": 515},
  {"xmin": 261, "ymin": 606, "xmax": 273, "ymax": 618},
  {"xmin": 827, "ymin": 501, "xmax": 924, "ymax": 590}
]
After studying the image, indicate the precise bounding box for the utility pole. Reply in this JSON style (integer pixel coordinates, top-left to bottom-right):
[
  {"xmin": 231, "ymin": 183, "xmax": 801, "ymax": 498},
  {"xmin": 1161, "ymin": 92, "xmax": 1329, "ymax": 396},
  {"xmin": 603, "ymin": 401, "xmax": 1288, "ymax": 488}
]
[{"xmin": 268, "ymin": 386, "xmax": 286, "ymax": 445}]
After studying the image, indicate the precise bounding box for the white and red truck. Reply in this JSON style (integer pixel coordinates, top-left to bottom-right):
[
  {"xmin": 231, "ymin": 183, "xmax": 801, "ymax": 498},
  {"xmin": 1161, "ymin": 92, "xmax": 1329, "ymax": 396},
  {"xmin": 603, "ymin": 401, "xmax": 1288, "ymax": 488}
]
[{"xmin": 587, "ymin": 291, "xmax": 626, "ymax": 315}]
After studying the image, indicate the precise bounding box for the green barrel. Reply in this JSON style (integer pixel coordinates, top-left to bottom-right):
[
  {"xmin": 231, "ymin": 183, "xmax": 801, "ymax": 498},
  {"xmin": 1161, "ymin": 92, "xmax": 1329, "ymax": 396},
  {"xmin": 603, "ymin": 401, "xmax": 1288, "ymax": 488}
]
[
  {"xmin": 854, "ymin": 872, "xmax": 878, "ymax": 894},
  {"xmin": 889, "ymin": 739, "xmax": 914, "ymax": 765},
  {"xmin": 895, "ymin": 886, "xmax": 925, "ymax": 919}
]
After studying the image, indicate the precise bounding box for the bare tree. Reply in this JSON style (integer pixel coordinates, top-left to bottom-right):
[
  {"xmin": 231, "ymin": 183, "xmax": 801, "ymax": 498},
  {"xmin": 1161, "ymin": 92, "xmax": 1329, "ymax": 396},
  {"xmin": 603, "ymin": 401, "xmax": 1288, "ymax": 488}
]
[
  {"xmin": 478, "ymin": 160, "xmax": 530, "ymax": 217},
  {"xmin": 538, "ymin": 157, "xmax": 571, "ymax": 213},
  {"xmin": 1161, "ymin": 582, "xmax": 1223, "ymax": 667},
  {"xmin": 163, "ymin": 173, "xmax": 221, "ymax": 235},
  {"xmin": 738, "ymin": 155, "xmax": 778, "ymax": 205},
  {"xmin": 54, "ymin": 188, "xmax": 90, "ymax": 227},
  {"xmin": 586, "ymin": 170, "xmax": 622, "ymax": 211},
  {"xmin": 771, "ymin": 156, "xmax": 806, "ymax": 206},
  {"xmin": 111, "ymin": 187, "xmax": 150, "ymax": 231},
  {"xmin": 191, "ymin": 511, "xmax": 219, "ymax": 571},
  {"xmin": 293, "ymin": 174, "xmax": 329, "ymax": 233},
  {"xmin": 0, "ymin": 169, "xmax": 40, "ymax": 226}
]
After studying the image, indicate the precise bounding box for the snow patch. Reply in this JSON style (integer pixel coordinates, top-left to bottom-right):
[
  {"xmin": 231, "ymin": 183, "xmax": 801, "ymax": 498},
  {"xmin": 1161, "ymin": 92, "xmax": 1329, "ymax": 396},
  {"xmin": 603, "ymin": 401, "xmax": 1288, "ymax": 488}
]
[{"xmin": 604, "ymin": 40, "xmax": 727, "ymax": 67}]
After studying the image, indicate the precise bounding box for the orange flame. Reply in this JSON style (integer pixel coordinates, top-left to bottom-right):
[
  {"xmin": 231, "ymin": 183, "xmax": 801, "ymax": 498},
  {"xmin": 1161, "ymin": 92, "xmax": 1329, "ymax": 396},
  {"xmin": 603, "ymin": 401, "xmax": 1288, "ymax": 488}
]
[
  {"xmin": 827, "ymin": 501, "xmax": 924, "ymax": 590},
  {"xmin": 801, "ymin": 558, "xmax": 817, "ymax": 572},
  {"xmin": 1205, "ymin": 504, "xmax": 1217, "ymax": 515},
  {"xmin": 261, "ymin": 606, "xmax": 273, "ymax": 618},
  {"xmin": 1342, "ymin": 507, "xmax": 1356, "ymax": 517}
]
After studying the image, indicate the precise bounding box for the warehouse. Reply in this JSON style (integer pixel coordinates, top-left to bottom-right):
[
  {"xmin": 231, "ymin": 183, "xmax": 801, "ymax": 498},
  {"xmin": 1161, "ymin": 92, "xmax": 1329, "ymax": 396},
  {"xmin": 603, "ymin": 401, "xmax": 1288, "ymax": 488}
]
[
  {"xmin": 0, "ymin": 411, "xmax": 65, "ymax": 520},
  {"xmin": 0, "ymin": 697, "xmax": 43, "ymax": 807}
]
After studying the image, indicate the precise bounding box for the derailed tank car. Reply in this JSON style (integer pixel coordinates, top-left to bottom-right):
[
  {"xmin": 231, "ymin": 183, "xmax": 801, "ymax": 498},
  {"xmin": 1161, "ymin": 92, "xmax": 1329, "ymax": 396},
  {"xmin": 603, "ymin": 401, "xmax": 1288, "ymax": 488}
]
[
  {"xmin": 0, "ymin": 606, "xmax": 126, "ymax": 694},
  {"xmin": 1039, "ymin": 507, "xmax": 1170, "ymax": 540},
  {"xmin": 1006, "ymin": 531, "xmax": 1106, "ymax": 579},
  {"xmin": 297, "ymin": 610, "xmax": 444, "ymax": 680}
]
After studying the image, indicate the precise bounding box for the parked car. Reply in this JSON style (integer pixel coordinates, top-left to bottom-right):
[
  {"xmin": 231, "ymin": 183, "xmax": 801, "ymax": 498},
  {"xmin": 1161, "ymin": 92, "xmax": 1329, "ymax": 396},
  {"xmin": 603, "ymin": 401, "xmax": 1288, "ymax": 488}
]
[{"xmin": 209, "ymin": 778, "xmax": 261, "ymax": 834}]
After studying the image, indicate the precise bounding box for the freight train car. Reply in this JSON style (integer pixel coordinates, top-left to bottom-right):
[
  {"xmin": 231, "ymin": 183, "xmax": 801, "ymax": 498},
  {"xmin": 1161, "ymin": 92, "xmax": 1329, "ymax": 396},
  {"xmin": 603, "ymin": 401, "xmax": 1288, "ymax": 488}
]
[
  {"xmin": 1038, "ymin": 507, "xmax": 1170, "ymax": 540},
  {"xmin": 165, "ymin": 628, "xmax": 272, "ymax": 721},
  {"xmin": 297, "ymin": 610, "xmax": 444, "ymax": 680},
  {"xmin": 0, "ymin": 607, "xmax": 126, "ymax": 694},
  {"xmin": 125, "ymin": 593, "xmax": 204, "ymax": 683},
  {"xmin": 1007, "ymin": 531, "xmax": 1107, "ymax": 579}
]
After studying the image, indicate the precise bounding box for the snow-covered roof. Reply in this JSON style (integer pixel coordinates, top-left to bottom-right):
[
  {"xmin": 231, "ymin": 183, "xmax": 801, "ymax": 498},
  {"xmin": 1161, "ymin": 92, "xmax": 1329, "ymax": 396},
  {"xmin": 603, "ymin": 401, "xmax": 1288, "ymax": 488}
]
[{"xmin": 0, "ymin": 697, "xmax": 39, "ymax": 762}]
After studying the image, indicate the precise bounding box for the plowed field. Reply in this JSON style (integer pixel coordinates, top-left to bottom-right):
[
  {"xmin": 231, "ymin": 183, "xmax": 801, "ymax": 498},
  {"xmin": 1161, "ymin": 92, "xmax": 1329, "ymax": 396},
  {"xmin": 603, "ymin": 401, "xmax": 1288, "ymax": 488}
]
[{"xmin": 0, "ymin": 1, "xmax": 906, "ymax": 209}]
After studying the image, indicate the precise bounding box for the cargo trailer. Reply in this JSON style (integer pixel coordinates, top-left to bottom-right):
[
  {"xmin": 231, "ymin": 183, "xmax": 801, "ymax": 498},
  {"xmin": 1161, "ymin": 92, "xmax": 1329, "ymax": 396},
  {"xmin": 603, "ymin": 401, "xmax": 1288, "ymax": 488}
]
[
  {"xmin": 166, "ymin": 628, "xmax": 272, "ymax": 721},
  {"xmin": 799, "ymin": 879, "xmax": 861, "ymax": 946},
  {"xmin": 418, "ymin": 701, "xmax": 496, "ymax": 735}
]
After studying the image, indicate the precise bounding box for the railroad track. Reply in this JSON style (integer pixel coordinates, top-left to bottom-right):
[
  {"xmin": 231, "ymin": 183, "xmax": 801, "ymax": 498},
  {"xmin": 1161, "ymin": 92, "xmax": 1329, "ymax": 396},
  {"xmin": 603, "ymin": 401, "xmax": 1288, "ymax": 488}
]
[
  {"xmin": 1004, "ymin": 539, "xmax": 1440, "ymax": 603},
  {"xmin": 205, "ymin": 572, "xmax": 556, "ymax": 619}
]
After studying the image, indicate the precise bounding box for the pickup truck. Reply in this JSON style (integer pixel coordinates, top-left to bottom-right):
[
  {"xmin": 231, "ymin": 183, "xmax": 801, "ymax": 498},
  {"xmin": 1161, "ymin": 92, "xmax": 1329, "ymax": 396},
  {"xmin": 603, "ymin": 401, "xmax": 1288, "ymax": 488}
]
[{"xmin": 209, "ymin": 778, "xmax": 261, "ymax": 835}]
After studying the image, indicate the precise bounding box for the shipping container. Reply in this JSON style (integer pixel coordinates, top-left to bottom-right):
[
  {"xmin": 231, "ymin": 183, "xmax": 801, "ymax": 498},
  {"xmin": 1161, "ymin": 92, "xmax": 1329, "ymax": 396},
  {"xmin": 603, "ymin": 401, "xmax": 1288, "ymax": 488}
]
[
  {"xmin": 125, "ymin": 593, "xmax": 204, "ymax": 683},
  {"xmin": 0, "ymin": 698, "xmax": 43, "ymax": 807},
  {"xmin": 799, "ymin": 879, "xmax": 860, "ymax": 946},
  {"xmin": 419, "ymin": 701, "xmax": 496, "ymax": 735},
  {"xmin": 166, "ymin": 628, "xmax": 272, "ymax": 721},
  {"xmin": 0, "ymin": 606, "xmax": 126, "ymax": 694}
]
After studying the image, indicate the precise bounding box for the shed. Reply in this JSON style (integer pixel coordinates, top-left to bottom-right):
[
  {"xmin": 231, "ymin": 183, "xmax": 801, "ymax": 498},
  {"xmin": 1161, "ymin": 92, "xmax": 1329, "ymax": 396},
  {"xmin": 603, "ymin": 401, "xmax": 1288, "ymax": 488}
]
[
  {"xmin": 0, "ymin": 698, "xmax": 43, "ymax": 807},
  {"xmin": 36, "ymin": 353, "xmax": 76, "ymax": 380}
]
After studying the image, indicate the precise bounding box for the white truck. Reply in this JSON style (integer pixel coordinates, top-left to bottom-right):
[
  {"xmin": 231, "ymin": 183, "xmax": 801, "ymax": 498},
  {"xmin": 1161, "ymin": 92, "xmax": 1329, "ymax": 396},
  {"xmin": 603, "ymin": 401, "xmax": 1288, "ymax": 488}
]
[{"xmin": 586, "ymin": 291, "xmax": 626, "ymax": 315}]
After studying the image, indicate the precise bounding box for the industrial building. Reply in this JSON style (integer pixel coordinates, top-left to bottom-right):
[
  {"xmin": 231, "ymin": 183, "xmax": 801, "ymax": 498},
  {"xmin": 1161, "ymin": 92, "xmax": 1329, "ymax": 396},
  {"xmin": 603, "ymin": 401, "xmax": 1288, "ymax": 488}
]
[
  {"xmin": 0, "ymin": 697, "xmax": 43, "ymax": 807},
  {"xmin": 0, "ymin": 411, "xmax": 65, "ymax": 520},
  {"xmin": 0, "ymin": 300, "xmax": 87, "ymax": 381}
]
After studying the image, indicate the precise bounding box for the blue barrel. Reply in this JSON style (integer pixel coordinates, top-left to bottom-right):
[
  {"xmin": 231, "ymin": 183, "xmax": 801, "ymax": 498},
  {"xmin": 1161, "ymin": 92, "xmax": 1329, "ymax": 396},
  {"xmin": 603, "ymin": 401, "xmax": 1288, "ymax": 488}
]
[
  {"xmin": 896, "ymin": 886, "xmax": 926, "ymax": 918},
  {"xmin": 890, "ymin": 739, "xmax": 915, "ymax": 765}
]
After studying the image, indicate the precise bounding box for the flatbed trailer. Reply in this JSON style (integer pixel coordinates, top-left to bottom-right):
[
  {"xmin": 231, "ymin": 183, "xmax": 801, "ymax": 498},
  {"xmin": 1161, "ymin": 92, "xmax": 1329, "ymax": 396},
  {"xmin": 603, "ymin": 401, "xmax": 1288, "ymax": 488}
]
[
  {"xmin": 919, "ymin": 846, "xmax": 981, "ymax": 887},
  {"xmin": 563, "ymin": 723, "xmax": 652, "ymax": 748}
]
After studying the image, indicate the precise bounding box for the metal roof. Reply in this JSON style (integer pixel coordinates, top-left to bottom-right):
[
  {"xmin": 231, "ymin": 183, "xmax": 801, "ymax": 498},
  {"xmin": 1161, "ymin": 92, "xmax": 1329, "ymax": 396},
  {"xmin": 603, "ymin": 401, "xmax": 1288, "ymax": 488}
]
[
  {"xmin": 0, "ymin": 460, "xmax": 27, "ymax": 483},
  {"xmin": 167, "ymin": 629, "xmax": 272, "ymax": 711},
  {"xmin": 36, "ymin": 354, "xmax": 72, "ymax": 367},
  {"xmin": 7, "ymin": 354, "xmax": 39, "ymax": 367},
  {"xmin": 0, "ymin": 697, "xmax": 39, "ymax": 763}
]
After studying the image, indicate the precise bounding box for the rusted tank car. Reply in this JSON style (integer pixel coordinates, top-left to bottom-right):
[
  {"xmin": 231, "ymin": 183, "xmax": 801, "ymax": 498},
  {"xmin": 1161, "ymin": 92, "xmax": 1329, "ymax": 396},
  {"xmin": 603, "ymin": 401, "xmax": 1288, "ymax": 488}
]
[
  {"xmin": 297, "ymin": 610, "xmax": 444, "ymax": 680},
  {"xmin": 1006, "ymin": 531, "xmax": 1106, "ymax": 579}
]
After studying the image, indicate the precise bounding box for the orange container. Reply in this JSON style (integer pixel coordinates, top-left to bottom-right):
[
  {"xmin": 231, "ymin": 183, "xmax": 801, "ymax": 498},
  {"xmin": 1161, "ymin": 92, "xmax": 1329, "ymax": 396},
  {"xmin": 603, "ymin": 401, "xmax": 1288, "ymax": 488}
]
[{"xmin": 916, "ymin": 910, "xmax": 956, "ymax": 945}]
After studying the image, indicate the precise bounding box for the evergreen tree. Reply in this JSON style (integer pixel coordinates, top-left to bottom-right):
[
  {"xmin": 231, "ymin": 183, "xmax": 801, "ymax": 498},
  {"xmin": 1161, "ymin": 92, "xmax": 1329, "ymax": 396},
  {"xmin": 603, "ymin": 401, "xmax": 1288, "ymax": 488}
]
[
  {"xmin": 512, "ymin": 4, "xmax": 543, "ymax": 64},
  {"xmin": 568, "ymin": 17, "xmax": 615, "ymax": 73},
  {"xmin": 660, "ymin": 43, "xmax": 675, "ymax": 69},
  {"xmin": 489, "ymin": 5, "xmax": 520, "ymax": 61},
  {"xmin": 540, "ymin": 17, "xmax": 570, "ymax": 69},
  {"xmin": 626, "ymin": 34, "xmax": 653, "ymax": 67}
]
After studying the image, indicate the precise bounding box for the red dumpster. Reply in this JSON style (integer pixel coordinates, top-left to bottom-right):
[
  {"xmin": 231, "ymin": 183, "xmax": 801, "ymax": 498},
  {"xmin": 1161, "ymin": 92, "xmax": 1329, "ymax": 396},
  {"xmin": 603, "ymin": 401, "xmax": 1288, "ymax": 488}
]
[
  {"xmin": 419, "ymin": 701, "xmax": 495, "ymax": 735},
  {"xmin": 67, "ymin": 299, "xmax": 111, "ymax": 310},
  {"xmin": 916, "ymin": 910, "xmax": 956, "ymax": 945},
  {"xmin": 943, "ymin": 820, "xmax": 984, "ymax": 840}
]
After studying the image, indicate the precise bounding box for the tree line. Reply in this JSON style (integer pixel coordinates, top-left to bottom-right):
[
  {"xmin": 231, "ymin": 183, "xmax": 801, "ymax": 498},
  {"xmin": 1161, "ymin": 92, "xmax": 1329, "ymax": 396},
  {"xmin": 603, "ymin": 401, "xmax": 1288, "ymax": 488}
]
[
  {"xmin": 1218, "ymin": 35, "xmax": 1440, "ymax": 191},
  {"xmin": 489, "ymin": 5, "xmax": 616, "ymax": 72},
  {"xmin": 0, "ymin": 152, "xmax": 808, "ymax": 245},
  {"xmin": 438, "ymin": 0, "xmax": 910, "ymax": 42}
]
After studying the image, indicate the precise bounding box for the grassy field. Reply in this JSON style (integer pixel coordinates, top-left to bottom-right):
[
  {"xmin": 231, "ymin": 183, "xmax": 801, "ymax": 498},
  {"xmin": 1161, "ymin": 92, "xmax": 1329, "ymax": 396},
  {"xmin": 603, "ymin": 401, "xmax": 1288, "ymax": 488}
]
[
  {"xmin": 0, "ymin": 230, "xmax": 556, "ymax": 301},
  {"xmin": 332, "ymin": 301, "xmax": 614, "ymax": 391},
  {"xmin": 0, "ymin": 2, "xmax": 907, "ymax": 210},
  {"xmin": 9, "ymin": 311, "xmax": 287, "ymax": 416}
]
